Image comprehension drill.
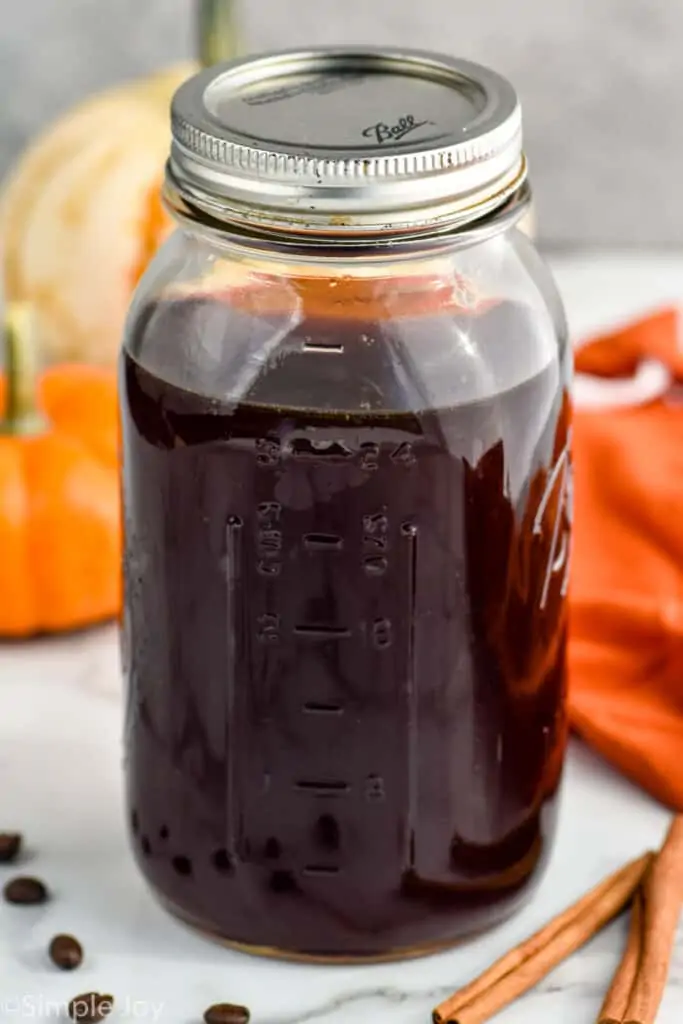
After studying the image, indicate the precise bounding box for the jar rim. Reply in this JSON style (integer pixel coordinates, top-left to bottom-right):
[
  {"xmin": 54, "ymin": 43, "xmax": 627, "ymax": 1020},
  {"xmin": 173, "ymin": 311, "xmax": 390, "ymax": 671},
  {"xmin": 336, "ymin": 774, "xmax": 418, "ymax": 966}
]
[{"xmin": 162, "ymin": 176, "xmax": 533, "ymax": 255}]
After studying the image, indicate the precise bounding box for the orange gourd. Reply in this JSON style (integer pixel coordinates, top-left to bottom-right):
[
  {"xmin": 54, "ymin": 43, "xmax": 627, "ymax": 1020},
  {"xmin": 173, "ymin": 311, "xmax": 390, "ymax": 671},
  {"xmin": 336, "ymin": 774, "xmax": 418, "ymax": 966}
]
[{"xmin": 0, "ymin": 305, "xmax": 120, "ymax": 636}]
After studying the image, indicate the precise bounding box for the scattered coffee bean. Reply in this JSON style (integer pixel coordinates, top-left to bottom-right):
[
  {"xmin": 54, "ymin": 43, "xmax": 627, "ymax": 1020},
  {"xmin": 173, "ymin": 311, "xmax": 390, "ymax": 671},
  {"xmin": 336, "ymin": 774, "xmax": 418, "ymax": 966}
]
[
  {"xmin": 68, "ymin": 992, "xmax": 114, "ymax": 1023},
  {"xmin": 203, "ymin": 1003, "xmax": 250, "ymax": 1024},
  {"xmin": 0, "ymin": 832, "xmax": 22, "ymax": 863},
  {"xmin": 49, "ymin": 933, "xmax": 83, "ymax": 970},
  {"xmin": 3, "ymin": 875, "xmax": 48, "ymax": 905}
]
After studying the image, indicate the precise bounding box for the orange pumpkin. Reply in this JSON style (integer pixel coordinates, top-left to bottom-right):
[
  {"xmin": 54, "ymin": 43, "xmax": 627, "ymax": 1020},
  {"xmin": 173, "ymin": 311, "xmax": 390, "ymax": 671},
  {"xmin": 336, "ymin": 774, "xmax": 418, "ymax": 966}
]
[{"xmin": 0, "ymin": 305, "xmax": 120, "ymax": 636}]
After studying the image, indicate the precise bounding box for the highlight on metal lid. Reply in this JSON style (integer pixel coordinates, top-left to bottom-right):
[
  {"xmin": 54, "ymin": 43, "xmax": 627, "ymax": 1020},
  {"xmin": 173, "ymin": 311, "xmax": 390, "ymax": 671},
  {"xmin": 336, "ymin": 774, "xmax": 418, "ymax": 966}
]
[{"xmin": 166, "ymin": 46, "xmax": 527, "ymax": 236}]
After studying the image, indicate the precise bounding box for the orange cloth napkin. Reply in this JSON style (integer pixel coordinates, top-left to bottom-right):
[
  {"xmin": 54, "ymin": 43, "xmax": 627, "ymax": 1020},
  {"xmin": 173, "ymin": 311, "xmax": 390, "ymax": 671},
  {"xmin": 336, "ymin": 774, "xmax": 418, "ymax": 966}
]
[{"xmin": 570, "ymin": 308, "xmax": 683, "ymax": 809}]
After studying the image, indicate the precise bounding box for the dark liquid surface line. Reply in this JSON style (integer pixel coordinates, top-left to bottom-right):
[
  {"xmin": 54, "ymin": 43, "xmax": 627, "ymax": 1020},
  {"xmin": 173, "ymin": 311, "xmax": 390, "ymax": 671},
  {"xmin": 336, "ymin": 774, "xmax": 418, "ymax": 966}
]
[
  {"xmin": 225, "ymin": 515, "xmax": 243, "ymax": 860},
  {"xmin": 402, "ymin": 521, "xmax": 419, "ymax": 870}
]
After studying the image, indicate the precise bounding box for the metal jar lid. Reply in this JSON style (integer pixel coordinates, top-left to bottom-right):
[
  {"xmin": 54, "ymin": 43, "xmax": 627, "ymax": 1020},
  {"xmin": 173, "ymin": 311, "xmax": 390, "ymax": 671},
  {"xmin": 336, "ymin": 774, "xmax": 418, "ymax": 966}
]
[{"xmin": 167, "ymin": 47, "xmax": 526, "ymax": 237}]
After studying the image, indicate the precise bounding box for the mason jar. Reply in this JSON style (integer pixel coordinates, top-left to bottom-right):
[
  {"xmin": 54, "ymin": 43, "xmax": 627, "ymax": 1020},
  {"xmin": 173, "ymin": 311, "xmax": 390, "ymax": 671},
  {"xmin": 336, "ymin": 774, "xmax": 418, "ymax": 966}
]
[{"xmin": 120, "ymin": 47, "xmax": 571, "ymax": 961}]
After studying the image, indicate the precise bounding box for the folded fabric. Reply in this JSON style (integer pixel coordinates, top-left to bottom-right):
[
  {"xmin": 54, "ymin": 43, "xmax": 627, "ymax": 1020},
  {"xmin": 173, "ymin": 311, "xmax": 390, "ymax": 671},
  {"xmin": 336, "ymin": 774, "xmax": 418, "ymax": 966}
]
[{"xmin": 570, "ymin": 308, "xmax": 683, "ymax": 808}]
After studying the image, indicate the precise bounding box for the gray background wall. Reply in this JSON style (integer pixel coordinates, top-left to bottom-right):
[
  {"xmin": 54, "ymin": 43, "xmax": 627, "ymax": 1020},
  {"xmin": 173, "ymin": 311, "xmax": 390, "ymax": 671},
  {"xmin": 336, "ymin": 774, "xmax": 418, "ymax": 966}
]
[{"xmin": 0, "ymin": 0, "xmax": 678, "ymax": 246}]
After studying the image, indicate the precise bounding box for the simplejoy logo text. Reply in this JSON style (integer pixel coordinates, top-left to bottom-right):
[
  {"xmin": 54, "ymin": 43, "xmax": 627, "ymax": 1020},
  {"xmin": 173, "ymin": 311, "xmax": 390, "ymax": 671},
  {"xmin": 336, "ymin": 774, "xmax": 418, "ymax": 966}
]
[{"xmin": 0, "ymin": 996, "xmax": 165, "ymax": 1020}]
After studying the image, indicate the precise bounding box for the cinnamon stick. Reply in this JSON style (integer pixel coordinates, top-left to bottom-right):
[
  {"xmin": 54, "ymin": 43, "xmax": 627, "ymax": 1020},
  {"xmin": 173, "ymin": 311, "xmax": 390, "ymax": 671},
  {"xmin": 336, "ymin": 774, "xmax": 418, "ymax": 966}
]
[
  {"xmin": 598, "ymin": 889, "xmax": 643, "ymax": 1024},
  {"xmin": 433, "ymin": 853, "xmax": 652, "ymax": 1024},
  {"xmin": 622, "ymin": 816, "xmax": 683, "ymax": 1024}
]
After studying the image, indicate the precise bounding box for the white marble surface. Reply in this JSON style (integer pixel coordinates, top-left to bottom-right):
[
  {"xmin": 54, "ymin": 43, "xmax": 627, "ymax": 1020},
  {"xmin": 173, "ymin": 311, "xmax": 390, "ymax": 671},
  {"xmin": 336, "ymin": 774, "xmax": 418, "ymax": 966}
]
[{"xmin": 1, "ymin": 252, "xmax": 683, "ymax": 1024}]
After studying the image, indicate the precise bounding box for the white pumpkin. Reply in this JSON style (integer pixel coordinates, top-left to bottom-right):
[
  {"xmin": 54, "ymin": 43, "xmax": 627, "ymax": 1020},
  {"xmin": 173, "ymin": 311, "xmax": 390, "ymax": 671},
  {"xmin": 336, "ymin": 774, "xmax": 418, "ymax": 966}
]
[
  {"xmin": 0, "ymin": 56, "xmax": 536, "ymax": 366},
  {"xmin": 0, "ymin": 64, "xmax": 196, "ymax": 365}
]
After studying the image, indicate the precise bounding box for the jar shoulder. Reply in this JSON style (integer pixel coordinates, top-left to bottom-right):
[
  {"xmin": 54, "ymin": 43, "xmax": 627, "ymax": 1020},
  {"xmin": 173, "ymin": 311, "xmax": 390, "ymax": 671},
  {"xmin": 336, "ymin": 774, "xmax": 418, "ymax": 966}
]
[{"xmin": 123, "ymin": 227, "xmax": 568, "ymax": 416}]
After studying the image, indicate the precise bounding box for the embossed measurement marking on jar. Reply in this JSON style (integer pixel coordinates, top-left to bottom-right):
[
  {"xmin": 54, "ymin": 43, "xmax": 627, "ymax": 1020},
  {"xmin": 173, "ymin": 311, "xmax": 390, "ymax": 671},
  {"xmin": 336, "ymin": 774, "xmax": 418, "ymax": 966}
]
[
  {"xmin": 290, "ymin": 437, "xmax": 354, "ymax": 461},
  {"xmin": 360, "ymin": 443, "xmax": 379, "ymax": 472},
  {"xmin": 390, "ymin": 442, "xmax": 417, "ymax": 467},
  {"xmin": 364, "ymin": 774, "xmax": 386, "ymax": 802},
  {"xmin": 256, "ymin": 612, "xmax": 280, "ymax": 644},
  {"xmin": 303, "ymin": 533, "xmax": 344, "ymax": 551},
  {"xmin": 401, "ymin": 520, "xmax": 419, "ymax": 869},
  {"xmin": 294, "ymin": 624, "xmax": 352, "ymax": 639},
  {"xmin": 295, "ymin": 780, "xmax": 351, "ymax": 795},
  {"xmin": 372, "ymin": 617, "xmax": 393, "ymax": 649},
  {"xmin": 255, "ymin": 437, "xmax": 281, "ymax": 467},
  {"xmin": 224, "ymin": 515, "xmax": 244, "ymax": 862},
  {"xmin": 302, "ymin": 701, "xmax": 345, "ymax": 715},
  {"xmin": 363, "ymin": 509, "xmax": 389, "ymax": 576},
  {"xmin": 302, "ymin": 339, "xmax": 344, "ymax": 354},
  {"xmin": 257, "ymin": 501, "xmax": 282, "ymax": 577}
]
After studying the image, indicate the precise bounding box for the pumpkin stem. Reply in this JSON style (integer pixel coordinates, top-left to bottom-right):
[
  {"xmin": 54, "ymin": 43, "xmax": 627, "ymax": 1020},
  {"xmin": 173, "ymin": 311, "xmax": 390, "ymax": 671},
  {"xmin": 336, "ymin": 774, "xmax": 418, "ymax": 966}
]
[
  {"xmin": 197, "ymin": 0, "xmax": 240, "ymax": 66},
  {"xmin": 1, "ymin": 303, "xmax": 46, "ymax": 436}
]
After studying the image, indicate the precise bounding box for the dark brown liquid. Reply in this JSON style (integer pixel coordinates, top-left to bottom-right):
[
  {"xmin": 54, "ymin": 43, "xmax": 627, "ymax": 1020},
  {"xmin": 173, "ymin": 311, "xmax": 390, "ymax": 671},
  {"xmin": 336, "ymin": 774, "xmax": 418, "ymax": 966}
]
[{"xmin": 121, "ymin": 296, "xmax": 570, "ymax": 959}]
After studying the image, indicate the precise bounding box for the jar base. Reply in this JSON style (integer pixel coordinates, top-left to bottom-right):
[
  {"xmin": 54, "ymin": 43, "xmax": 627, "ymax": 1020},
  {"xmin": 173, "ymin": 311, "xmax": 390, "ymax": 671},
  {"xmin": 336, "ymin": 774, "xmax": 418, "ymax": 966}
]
[{"xmin": 154, "ymin": 885, "xmax": 534, "ymax": 964}]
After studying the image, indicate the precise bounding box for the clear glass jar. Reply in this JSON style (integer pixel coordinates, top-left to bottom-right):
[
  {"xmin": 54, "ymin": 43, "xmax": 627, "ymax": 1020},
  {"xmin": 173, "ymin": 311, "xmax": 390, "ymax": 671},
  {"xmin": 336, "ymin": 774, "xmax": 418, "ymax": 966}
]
[{"xmin": 120, "ymin": 47, "xmax": 571, "ymax": 961}]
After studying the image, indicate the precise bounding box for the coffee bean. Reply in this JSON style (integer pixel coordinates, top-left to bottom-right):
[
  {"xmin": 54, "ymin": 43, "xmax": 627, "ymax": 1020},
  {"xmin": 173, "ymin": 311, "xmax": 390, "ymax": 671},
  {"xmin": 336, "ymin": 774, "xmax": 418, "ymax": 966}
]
[
  {"xmin": 68, "ymin": 993, "xmax": 114, "ymax": 1023},
  {"xmin": 49, "ymin": 933, "xmax": 83, "ymax": 970},
  {"xmin": 0, "ymin": 832, "xmax": 22, "ymax": 863},
  {"xmin": 3, "ymin": 875, "xmax": 48, "ymax": 905},
  {"xmin": 203, "ymin": 1003, "xmax": 251, "ymax": 1024}
]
